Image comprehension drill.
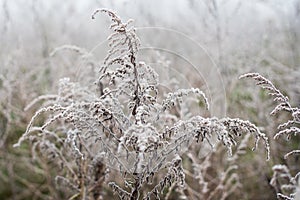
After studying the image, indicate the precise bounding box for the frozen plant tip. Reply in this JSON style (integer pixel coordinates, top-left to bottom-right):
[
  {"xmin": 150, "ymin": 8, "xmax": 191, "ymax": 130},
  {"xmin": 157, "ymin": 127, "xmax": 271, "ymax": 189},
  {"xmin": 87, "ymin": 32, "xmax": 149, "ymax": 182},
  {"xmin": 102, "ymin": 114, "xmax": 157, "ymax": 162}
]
[
  {"xmin": 240, "ymin": 72, "xmax": 300, "ymax": 200},
  {"xmin": 239, "ymin": 73, "xmax": 299, "ymax": 144}
]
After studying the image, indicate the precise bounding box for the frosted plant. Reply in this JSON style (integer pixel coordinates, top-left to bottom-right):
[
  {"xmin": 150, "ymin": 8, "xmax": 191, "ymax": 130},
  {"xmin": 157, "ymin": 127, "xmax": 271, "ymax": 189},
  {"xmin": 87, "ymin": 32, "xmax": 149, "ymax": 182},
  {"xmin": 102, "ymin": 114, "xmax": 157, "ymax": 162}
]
[
  {"xmin": 13, "ymin": 9, "xmax": 270, "ymax": 199},
  {"xmin": 240, "ymin": 72, "xmax": 300, "ymax": 200},
  {"xmin": 183, "ymin": 132, "xmax": 252, "ymax": 200}
]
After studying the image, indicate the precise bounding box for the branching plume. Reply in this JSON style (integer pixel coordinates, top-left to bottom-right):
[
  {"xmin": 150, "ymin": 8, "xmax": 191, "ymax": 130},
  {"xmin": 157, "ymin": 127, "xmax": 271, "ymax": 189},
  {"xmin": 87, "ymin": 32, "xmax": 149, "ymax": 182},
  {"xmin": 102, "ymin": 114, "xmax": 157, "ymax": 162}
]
[
  {"xmin": 12, "ymin": 10, "xmax": 271, "ymax": 200},
  {"xmin": 240, "ymin": 72, "xmax": 300, "ymax": 200}
]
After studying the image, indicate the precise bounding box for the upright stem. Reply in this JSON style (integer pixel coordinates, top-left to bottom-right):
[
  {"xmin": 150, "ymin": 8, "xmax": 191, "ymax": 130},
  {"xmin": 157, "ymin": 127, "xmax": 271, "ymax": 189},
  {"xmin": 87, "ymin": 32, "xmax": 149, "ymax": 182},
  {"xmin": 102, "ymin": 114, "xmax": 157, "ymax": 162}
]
[
  {"xmin": 130, "ymin": 52, "xmax": 141, "ymax": 116},
  {"xmin": 131, "ymin": 175, "xmax": 141, "ymax": 200}
]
